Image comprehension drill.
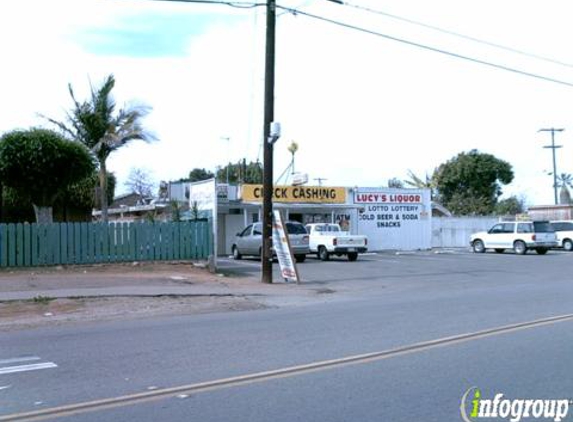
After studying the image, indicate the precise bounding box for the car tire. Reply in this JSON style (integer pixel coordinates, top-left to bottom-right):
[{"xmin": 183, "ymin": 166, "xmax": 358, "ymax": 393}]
[
  {"xmin": 232, "ymin": 246, "xmax": 242, "ymax": 260},
  {"xmin": 563, "ymin": 239, "xmax": 573, "ymax": 252},
  {"xmin": 513, "ymin": 240, "xmax": 527, "ymax": 255},
  {"xmin": 295, "ymin": 254, "xmax": 306, "ymax": 263},
  {"xmin": 535, "ymin": 248, "xmax": 548, "ymax": 255},
  {"xmin": 472, "ymin": 239, "xmax": 485, "ymax": 253},
  {"xmin": 318, "ymin": 246, "xmax": 330, "ymax": 261},
  {"xmin": 348, "ymin": 252, "xmax": 358, "ymax": 261},
  {"xmin": 494, "ymin": 249, "xmax": 504, "ymax": 254}
]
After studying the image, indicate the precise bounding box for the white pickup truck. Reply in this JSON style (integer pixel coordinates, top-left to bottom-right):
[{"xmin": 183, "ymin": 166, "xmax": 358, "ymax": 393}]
[{"xmin": 305, "ymin": 223, "xmax": 368, "ymax": 261}]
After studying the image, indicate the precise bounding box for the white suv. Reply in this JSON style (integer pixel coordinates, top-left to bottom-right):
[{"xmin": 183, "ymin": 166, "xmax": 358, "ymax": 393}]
[
  {"xmin": 550, "ymin": 220, "xmax": 573, "ymax": 251},
  {"xmin": 470, "ymin": 221, "xmax": 558, "ymax": 255}
]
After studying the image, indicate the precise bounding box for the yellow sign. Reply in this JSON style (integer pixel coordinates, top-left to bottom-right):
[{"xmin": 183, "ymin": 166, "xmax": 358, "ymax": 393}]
[{"xmin": 241, "ymin": 185, "xmax": 346, "ymax": 204}]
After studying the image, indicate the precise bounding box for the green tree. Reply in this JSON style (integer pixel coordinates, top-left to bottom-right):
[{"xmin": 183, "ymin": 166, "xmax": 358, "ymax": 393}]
[
  {"xmin": 433, "ymin": 150, "xmax": 514, "ymax": 215},
  {"xmin": 44, "ymin": 74, "xmax": 155, "ymax": 222},
  {"xmin": 191, "ymin": 200, "xmax": 200, "ymax": 220},
  {"xmin": 404, "ymin": 170, "xmax": 436, "ymax": 198},
  {"xmin": 59, "ymin": 171, "xmax": 115, "ymax": 221},
  {"xmin": 216, "ymin": 160, "xmax": 263, "ymax": 184},
  {"xmin": 0, "ymin": 128, "xmax": 95, "ymax": 223},
  {"xmin": 494, "ymin": 195, "xmax": 526, "ymax": 216},
  {"xmin": 243, "ymin": 160, "xmax": 263, "ymax": 184},
  {"xmin": 188, "ymin": 168, "xmax": 215, "ymax": 183},
  {"xmin": 1, "ymin": 186, "xmax": 34, "ymax": 223},
  {"xmin": 387, "ymin": 178, "xmax": 404, "ymax": 188},
  {"xmin": 1, "ymin": 169, "xmax": 115, "ymax": 223},
  {"xmin": 170, "ymin": 200, "xmax": 182, "ymax": 222}
]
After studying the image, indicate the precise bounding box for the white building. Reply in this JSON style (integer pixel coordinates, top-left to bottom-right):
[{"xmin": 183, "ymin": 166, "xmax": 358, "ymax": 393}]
[{"xmin": 188, "ymin": 180, "xmax": 432, "ymax": 255}]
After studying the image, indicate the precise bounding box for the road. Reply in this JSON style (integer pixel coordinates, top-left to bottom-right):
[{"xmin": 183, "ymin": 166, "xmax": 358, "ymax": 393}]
[{"xmin": 2, "ymin": 250, "xmax": 573, "ymax": 421}]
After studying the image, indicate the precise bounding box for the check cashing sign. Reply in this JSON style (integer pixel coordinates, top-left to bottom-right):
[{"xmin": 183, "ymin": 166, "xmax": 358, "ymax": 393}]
[
  {"xmin": 242, "ymin": 184, "xmax": 346, "ymax": 204},
  {"xmin": 272, "ymin": 211, "xmax": 300, "ymax": 284}
]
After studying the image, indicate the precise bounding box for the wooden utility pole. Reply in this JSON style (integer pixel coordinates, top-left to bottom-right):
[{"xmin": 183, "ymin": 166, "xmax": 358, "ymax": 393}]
[
  {"xmin": 539, "ymin": 128, "xmax": 564, "ymax": 205},
  {"xmin": 262, "ymin": 0, "xmax": 276, "ymax": 283}
]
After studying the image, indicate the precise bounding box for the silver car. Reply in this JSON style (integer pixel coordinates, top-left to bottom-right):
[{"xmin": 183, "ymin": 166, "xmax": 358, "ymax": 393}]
[{"xmin": 232, "ymin": 221, "xmax": 309, "ymax": 262}]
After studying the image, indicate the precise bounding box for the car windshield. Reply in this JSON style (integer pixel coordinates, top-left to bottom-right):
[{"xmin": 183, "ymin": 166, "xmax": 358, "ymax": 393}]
[
  {"xmin": 533, "ymin": 221, "xmax": 555, "ymax": 232},
  {"xmin": 286, "ymin": 223, "xmax": 307, "ymax": 235}
]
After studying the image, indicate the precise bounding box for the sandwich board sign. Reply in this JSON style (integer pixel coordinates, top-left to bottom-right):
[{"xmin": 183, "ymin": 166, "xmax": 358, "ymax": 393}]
[{"xmin": 272, "ymin": 210, "xmax": 300, "ymax": 284}]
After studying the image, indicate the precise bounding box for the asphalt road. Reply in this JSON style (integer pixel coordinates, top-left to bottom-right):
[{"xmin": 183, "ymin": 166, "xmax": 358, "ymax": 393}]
[{"xmin": 2, "ymin": 250, "xmax": 573, "ymax": 421}]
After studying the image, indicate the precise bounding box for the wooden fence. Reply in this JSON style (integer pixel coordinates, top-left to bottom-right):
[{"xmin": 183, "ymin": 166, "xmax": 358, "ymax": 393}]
[{"xmin": 0, "ymin": 221, "xmax": 212, "ymax": 268}]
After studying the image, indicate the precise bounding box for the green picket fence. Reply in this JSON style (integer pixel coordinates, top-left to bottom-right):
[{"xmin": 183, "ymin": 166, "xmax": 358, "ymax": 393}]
[{"xmin": 0, "ymin": 221, "xmax": 212, "ymax": 268}]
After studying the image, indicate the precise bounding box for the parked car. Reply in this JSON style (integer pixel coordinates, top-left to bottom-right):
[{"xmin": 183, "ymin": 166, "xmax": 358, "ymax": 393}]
[
  {"xmin": 470, "ymin": 220, "xmax": 558, "ymax": 255},
  {"xmin": 305, "ymin": 223, "xmax": 368, "ymax": 261},
  {"xmin": 550, "ymin": 220, "xmax": 573, "ymax": 251},
  {"xmin": 232, "ymin": 221, "xmax": 309, "ymax": 262}
]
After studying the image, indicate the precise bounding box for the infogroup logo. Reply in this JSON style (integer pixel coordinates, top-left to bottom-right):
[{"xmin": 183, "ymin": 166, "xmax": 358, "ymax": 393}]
[{"xmin": 460, "ymin": 387, "xmax": 571, "ymax": 422}]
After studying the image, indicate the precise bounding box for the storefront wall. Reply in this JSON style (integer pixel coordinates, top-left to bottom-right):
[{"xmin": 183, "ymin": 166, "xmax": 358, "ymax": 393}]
[
  {"xmin": 353, "ymin": 187, "xmax": 432, "ymax": 251},
  {"xmin": 203, "ymin": 184, "xmax": 432, "ymax": 255}
]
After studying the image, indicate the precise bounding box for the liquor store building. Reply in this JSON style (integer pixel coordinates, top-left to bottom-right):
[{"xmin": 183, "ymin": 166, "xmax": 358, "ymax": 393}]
[{"xmin": 197, "ymin": 182, "xmax": 432, "ymax": 255}]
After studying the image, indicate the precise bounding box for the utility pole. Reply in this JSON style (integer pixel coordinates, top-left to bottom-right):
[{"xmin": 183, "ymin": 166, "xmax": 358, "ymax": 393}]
[
  {"xmin": 261, "ymin": 0, "xmax": 276, "ymax": 284},
  {"xmin": 314, "ymin": 178, "xmax": 327, "ymax": 186},
  {"xmin": 539, "ymin": 128, "xmax": 564, "ymax": 205}
]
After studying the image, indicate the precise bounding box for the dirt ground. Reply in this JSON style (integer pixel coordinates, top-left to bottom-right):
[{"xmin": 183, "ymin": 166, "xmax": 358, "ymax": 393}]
[
  {"xmin": 0, "ymin": 262, "xmax": 271, "ymax": 331},
  {"xmin": 0, "ymin": 296, "xmax": 268, "ymax": 331}
]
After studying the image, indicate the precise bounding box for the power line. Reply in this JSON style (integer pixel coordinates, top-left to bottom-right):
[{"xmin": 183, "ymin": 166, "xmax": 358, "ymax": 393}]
[
  {"xmin": 278, "ymin": 0, "xmax": 314, "ymax": 16},
  {"xmin": 277, "ymin": 5, "xmax": 573, "ymax": 89},
  {"xmin": 134, "ymin": 0, "xmax": 265, "ymax": 8},
  {"xmin": 325, "ymin": 0, "xmax": 573, "ymax": 69}
]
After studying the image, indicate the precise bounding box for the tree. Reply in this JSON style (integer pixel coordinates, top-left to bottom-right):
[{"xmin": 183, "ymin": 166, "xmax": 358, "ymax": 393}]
[
  {"xmin": 191, "ymin": 200, "xmax": 200, "ymax": 220},
  {"xmin": 0, "ymin": 128, "xmax": 95, "ymax": 223},
  {"xmin": 170, "ymin": 200, "xmax": 182, "ymax": 222},
  {"xmin": 124, "ymin": 168, "xmax": 155, "ymax": 199},
  {"xmin": 216, "ymin": 160, "xmax": 263, "ymax": 184},
  {"xmin": 243, "ymin": 160, "xmax": 263, "ymax": 184},
  {"xmin": 494, "ymin": 195, "xmax": 526, "ymax": 216},
  {"xmin": 1, "ymin": 167, "xmax": 115, "ymax": 223},
  {"xmin": 59, "ymin": 171, "xmax": 115, "ymax": 221},
  {"xmin": 404, "ymin": 170, "xmax": 435, "ymax": 198},
  {"xmin": 44, "ymin": 74, "xmax": 155, "ymax": 222},
  {"xmin": 188, "ymin": 168, "xmax": 215, "ymax": 183},
  {"xmin": 1, "ymin": 170, "xmax": 115, "ymax": 223},
  {"xmin": 433, "ymin": 150, "xmax": 514, "ymax": 215},
  {"xmin": 387, "ymin": 178, "xmax": 404, "ymax": 188},
  {"xmin": 1, "ymin": 186, "xmax": 34, "ymax": 223},
  {"xmin": 557, "ymin": 173, "xmax": 573, "ymax": 205}
]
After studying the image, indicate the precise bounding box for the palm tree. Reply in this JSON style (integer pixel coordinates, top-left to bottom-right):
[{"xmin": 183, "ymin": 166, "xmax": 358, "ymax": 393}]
[
  {"xmin": 557, "ymin": 173, "xmax": 573, "ymax": 204},
  {"xmin": 44, "ymin": 74, "xmax": 155, "ymax": 221},
  {"xmin": 404, "ymin": 170, "xmax": 435, "ymax": 198}
]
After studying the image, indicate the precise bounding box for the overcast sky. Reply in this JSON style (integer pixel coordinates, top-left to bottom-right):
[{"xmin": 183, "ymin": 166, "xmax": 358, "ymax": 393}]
[{"xmin": 2, "ymin": 0, "xmax": 573, "ymax": 205}]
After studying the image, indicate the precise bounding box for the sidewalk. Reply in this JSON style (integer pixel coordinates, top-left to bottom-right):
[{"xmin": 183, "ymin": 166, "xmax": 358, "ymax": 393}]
[
  {"xmin": 0, "ymin": 262, "xmax": 333, "ymax": 329},
  {"xmin": 0, "ymin": 261, "xmax": 316, "ymax": 299}
]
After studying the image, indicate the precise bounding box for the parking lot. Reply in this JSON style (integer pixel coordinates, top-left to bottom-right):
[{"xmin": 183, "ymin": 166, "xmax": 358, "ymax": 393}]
[{"xmin": 218, "ymin": 249, "xmax": 572, "ymax": 296}]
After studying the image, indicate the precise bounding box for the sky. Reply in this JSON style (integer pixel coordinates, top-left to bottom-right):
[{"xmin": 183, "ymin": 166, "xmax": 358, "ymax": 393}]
[{"xmin": 2, "ymin": 0, "xmax": 573, "ymax": 205}]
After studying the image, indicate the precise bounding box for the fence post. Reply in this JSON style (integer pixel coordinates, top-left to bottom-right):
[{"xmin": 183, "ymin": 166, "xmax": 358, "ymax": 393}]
[
  {"xmin": 23, "ymin": 223, "xmax": 31, "ymax": 267},
  {"xmin": 0, "ymin": 224, "xmax": 6, "ymax": 267},
  {"xmin": 16, "ymin": 223, "xmax": 24, "ymax": 267}
]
